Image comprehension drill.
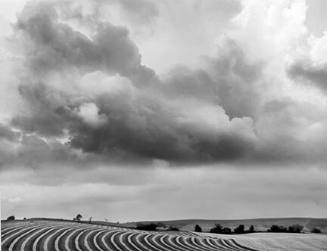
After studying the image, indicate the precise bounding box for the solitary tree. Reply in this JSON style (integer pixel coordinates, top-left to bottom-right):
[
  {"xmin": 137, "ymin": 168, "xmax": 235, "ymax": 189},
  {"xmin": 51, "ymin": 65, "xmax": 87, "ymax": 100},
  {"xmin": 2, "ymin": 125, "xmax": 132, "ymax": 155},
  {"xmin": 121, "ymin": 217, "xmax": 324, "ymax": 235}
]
[
  {"xmin": 75, "ymin": 214, "xmax": 82, "ymax": 222},
  {"xmin": 249, "ymin": 225, "xmax": 255, "ymax": 233},
  {"xmin": 194, "ymin": 224, "xmax": 202, "ymax": 232},
  {"xmin": 6, "ymin": 215, "xmax": 15, "ymax": 221}
]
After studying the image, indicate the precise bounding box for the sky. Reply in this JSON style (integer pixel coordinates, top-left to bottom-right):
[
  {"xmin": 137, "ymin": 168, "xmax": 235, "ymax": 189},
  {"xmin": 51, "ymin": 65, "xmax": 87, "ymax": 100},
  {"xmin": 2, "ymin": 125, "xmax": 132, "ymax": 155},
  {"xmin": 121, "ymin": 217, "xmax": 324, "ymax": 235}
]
[{"xmin": 0, "ymin": 0, "xmax": 327, "ymax": 222}]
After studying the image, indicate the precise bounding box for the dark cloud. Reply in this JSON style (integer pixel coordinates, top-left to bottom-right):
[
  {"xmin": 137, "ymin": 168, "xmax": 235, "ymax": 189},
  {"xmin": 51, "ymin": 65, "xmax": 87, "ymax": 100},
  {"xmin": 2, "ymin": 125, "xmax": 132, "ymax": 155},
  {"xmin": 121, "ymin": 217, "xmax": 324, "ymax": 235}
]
[
  {"xmin": 69, "ymin": 92, "xmax": 255, "ymax": 163},
  {"xmin": 13, "ymin": 79, "xmax": 256, "ymax": 164},
  {"xmin": 16, "ymin": 1, "xmax": 156, "ymax": 85},
  {"xmin": 160, "ymin": 41, "xmax": 263, "ymax": 118},
  {"xmin": 4, "ymin": 0, "xmax": 263, "ymax": 165},
  {"xmin": 12, "ymin": 83, "xmax": 74, "ymax": 136},
  {"xmin": 16, "ymin": 135, "xmax": 77, "ymax": 167},
  {"xmin": 0, "ymin": 123, "xmax": 19, "ymax": 142},
  {"xmin": 206, "ymin": 42, "xmax": 263, "ymax": 118},
  {"xmin": 5, "ymin": 0, "xmax": 327, "ymax": 168},
  {"xmin": 0, "ymin": 124, "xmax": 20, "ymax": 167},
  {"xmin": 160, "ymin": 42, "xmax": 263, "ymax": 118},
  {"xmin": 288, "ymin": 61, "xmax": 327, "ymax": 92},
  {"xmin": 0, "ymin": 131, "xmax": 89, "ymax": 169}
]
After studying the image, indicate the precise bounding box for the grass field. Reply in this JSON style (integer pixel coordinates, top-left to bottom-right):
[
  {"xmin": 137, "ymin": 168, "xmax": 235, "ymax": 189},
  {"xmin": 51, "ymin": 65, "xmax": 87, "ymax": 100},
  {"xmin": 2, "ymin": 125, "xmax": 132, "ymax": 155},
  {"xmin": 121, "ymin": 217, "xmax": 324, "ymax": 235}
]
[{"xmin": 1, "ymin": 219, "xmax": 327, "ymax": 250}]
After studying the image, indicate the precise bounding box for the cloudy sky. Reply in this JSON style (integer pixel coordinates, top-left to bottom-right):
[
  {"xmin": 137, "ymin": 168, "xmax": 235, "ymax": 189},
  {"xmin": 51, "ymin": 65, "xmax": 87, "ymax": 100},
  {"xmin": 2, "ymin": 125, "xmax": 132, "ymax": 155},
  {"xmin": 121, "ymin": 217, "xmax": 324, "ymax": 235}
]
[{"xmin": 1, "ymin": 0, "xmax": 327, "ymax": 222}]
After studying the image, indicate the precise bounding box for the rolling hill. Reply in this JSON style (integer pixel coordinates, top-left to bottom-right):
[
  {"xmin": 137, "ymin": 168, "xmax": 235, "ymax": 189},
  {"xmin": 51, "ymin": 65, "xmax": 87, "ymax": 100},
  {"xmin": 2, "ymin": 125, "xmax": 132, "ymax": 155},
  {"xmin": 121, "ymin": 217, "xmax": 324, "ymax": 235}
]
[
  {"xmin": 123, "ymin": 217, "xmax": 327, "ymax": 233},
  {"xmin": 1, "ymin": 218, "xmax": 327, "ymax": 250}
]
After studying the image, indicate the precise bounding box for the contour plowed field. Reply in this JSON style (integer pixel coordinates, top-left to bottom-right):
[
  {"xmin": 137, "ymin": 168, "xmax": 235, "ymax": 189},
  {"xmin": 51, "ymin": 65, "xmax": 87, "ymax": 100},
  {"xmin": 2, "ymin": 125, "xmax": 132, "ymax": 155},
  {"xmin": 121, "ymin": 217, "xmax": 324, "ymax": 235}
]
[{"xmin": 1, "ymin": 220, "xmax": 257, "ymax": 251}]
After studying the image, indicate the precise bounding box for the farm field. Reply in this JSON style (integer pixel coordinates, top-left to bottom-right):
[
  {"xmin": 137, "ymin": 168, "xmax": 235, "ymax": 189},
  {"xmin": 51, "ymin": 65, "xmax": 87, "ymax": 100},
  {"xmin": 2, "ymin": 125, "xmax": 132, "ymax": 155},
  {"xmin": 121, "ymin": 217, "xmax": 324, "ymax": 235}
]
[
  {"xmin": 197, "ymin": 232, "xmax": 327, "ymax": 251},
  {"xmin": 2, "ymin": 220, "xmax": 327, "ymax": 251},
  {"xmin": 1, "ymin": 220, "xmax": 256, "ymax": 251}
]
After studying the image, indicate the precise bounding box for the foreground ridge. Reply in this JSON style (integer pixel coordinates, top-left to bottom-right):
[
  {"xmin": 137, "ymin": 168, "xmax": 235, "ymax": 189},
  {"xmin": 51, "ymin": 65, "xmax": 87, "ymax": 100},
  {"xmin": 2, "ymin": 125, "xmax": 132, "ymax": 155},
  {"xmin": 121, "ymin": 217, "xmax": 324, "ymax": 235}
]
[{"xmin": 1, "ymin": 220, "xmax": 257, "ymax": 251}]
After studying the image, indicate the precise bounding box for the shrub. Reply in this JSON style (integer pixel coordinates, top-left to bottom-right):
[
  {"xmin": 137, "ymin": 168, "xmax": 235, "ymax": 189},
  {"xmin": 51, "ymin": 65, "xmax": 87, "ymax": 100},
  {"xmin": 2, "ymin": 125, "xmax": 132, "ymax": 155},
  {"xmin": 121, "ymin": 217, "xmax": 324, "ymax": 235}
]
[
  {"xmin": 209, "ymin": 224, "xmax": 233, "ymax": 234},
  {"xmin": 194, "ymin": 224, "xmax": 202, "ymax": 232},
  {"xmin": 168, "ymin": 226, "xmax": 180, "ymax": 231},
  {"xmin": 269, "ymin": 225, "xmax": 287, "ymax": 232},
  {"xmin": 222, "ymin": 227, "xmax": 232, "ymax": 234},
  {"xmin": 210, "ymin": 224, "xmax": 223, "ymax": 234},
  {"xmin": 136, "ymin": 223, "xmax": 158, "ymax": 231},
  {"xmin": 234, "ymin": 224, "xmax": 245, "ymax": 234},
  {"xmin": 268, "ymin": 224, "xmax": 303, "ymax": 233},
  {"xmin": 288, "ymin": 224, "xmax": 303, "ymax": 233},
  {"xmin": 6, "ymin": 215, "xmax": 15, "ymax": 221},
  {"xmin": 311, "ymin": 228, "xmax": 321, "ymax": 234}
]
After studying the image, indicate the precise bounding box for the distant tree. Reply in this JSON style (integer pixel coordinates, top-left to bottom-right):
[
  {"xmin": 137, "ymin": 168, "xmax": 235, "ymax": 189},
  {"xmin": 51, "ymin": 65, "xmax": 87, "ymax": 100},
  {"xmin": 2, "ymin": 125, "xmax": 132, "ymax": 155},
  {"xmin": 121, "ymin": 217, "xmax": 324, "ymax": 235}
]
[
  {"xmin": 89, "ymin": 217, "xmax": 92, "ymax": 224},
  {"xmin": 210, "ymin": 224, "xmax": 223, "ymax": 234},
  {"xmin": 6, "ymin": 215, "xmax": 15, "ymax": 221},
  {"xmin": 288, "ymin": 224, "xmax": 303, "ymax": 233},
  {"xmin": 168, "ymin": 226, "xmax": 180, "ymax": 231},
  {"xmin": 194, "ymin": 224, "xmax": 202, "ymax": 232},
  {"xmin": 222, "ymin": 227, "xmax": 232, "ymax": 234},
  {"xmin": 136, "ymin": 223, "xmax": 158, "ymax": 231},
  {"xmin": 156, "ymin": 222, "xmax": 167, "ymax": 228},
  {"xmin": 311, "ymin": 228, "xmax": 322, "ymax": 234},
  {"xmin": 74, "ymin": 214, "xmax": 82, "ymax": 222},
  {"xmin": 248, "ymin": 225, "xmax": 255, "ymax": 233},
  {"xmin": 234, "ymin": 224, "xmax": 245, "ymax": 234},
  {"xmin": 269, "ymin": 225, "xmax": 287, "ymax": 232}
]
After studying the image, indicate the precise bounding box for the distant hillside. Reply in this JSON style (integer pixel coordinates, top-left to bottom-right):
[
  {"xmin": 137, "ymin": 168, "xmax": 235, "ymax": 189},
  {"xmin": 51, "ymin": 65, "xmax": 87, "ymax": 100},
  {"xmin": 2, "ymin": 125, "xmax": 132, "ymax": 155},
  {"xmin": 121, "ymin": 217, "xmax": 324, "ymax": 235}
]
[{"xmin": 122, "ymin": 217, "xmax": 327, "ymax": 233}]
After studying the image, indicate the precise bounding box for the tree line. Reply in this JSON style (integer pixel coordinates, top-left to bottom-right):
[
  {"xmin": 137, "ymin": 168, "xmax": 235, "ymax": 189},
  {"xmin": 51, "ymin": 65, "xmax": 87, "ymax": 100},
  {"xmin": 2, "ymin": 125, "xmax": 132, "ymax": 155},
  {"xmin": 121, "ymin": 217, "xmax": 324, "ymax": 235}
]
[
  {"xmin": 194, "ymin": 224, "xmax": 255, "ymax": 234},
  {"xmin": 3, "ymin": 215, "xmax": 323, "ymax": 234},
  {"xmin": 194, "ymin": 223, "xmax": 322, "ymax": 234}
]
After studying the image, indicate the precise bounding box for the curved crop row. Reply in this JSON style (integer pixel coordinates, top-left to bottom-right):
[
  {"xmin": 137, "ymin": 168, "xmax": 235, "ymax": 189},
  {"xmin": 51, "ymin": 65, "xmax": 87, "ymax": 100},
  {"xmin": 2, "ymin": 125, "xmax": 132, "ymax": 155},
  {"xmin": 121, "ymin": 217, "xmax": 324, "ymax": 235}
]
[{"xmin": 1, "ymin": 221, "xmax": 257, "ymax": 251}]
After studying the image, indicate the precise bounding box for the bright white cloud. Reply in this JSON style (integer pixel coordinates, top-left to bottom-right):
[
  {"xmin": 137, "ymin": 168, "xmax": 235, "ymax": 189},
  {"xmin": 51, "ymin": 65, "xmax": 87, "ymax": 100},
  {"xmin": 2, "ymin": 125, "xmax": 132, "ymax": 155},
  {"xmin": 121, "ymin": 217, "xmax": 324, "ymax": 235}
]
[{"xmin": 77, "ymin": 102, "xmax": 107, "ymax": 127}]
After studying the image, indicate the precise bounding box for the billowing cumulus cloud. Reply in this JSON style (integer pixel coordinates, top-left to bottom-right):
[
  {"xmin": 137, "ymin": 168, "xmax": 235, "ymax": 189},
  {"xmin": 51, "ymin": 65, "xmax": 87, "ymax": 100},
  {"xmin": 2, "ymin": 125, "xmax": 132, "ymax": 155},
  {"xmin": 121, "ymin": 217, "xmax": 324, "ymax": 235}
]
[
  {"xmin": 4, "ymin": 0, "xmax": 260, "ymax": 165},
  {"xmin": 1, "ymin": 0, "xmax": 327, "ymax": 168},
  {"xmin": 15, "ymin": 1, "xmax": 156, "ymax": 83}
]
